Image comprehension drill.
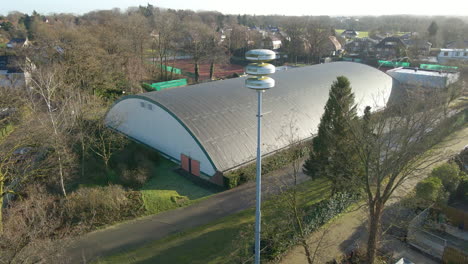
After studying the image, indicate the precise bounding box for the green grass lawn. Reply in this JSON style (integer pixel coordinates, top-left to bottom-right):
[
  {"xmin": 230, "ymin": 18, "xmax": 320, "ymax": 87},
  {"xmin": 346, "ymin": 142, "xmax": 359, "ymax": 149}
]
[
  {"xmin": 140, "ymin": 158, "xmax": 216, "ymax": 215},
  {"xmin": 97, "ymin": 177, "xmax": 331, "ymax": 264},
  {"xmin": 336, "ymin": 29, "xmax": 411, "ymax": 39}
]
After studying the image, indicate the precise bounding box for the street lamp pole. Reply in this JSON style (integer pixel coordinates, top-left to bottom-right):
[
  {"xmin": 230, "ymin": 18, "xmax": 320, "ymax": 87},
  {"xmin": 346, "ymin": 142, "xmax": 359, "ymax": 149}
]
[
  {"xmin": 245, "ymin": 49, "xmax": 276, "ymax": 264},
  {"xmin": 255, "ymin": 89, "xmax": 262, "ymax": 264}
]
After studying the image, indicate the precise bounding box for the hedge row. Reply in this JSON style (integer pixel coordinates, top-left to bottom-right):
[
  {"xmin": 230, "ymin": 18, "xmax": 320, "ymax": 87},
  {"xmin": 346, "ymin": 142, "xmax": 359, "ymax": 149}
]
[
  {"xmin": 261, "ymin": 192, "xmax": 361, "ymax": 261},
  {"xmin": 223, "ymin": 145, "xmax": 307, "ymax": 189}
]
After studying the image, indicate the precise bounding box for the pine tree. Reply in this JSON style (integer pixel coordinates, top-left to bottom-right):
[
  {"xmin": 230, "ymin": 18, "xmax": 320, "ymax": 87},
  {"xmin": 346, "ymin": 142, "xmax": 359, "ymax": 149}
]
[
  {"xmin": 303, "ymin": 76, "xmax": 362, "ymax": 194},
  {"xmin": 428, "ymin": 21, "xmax": 438, "ymax": 37}
]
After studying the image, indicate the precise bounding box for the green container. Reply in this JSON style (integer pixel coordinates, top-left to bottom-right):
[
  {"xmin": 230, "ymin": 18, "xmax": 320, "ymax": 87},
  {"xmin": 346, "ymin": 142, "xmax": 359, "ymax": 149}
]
[
  {"xmin": 420, "ymin": 64, "xmax": 458, "ymax": 72},
  {"xmin": 150, "ymin": 79, "xmax": 187, "ymax": 91},
  {"xmin": 378, "ymin": 60, "xmax": 410, "ymax": 67}
]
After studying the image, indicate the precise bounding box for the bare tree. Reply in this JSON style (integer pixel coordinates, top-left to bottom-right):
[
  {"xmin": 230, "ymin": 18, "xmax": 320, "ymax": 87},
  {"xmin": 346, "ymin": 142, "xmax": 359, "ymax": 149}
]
[
  {"xmin": 26, "ymin": 63, "xmax": 78, "ymax": 197},
  {"xmin": 304, "ymin": 21, "xmax": 331, "ymax": 64},
  {"xmin": 151, "ymin": 12, "xmax": 179, "ymax": 81},
  {"xmin": 206, "ymin": 29, "xmax": 228, "ymax": 80},
  {"xmin": 87, "ymin": 116, "xmax": 126, "ymax": 174},
  {"xmin": 346, "ymin": 95, "xmax": 449, "ymax": 263},
  {"xmin": 267, "ymin": 121, "xmax": 331, "ymax": 264},
  {"xmin": 182, "ymin": 21, "xmax": 212, "ymax": 83}
]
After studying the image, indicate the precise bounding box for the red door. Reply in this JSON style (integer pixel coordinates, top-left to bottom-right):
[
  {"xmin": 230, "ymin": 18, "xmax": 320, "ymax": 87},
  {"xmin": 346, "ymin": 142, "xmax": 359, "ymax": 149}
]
[
  {"xmin": 181, "ymin": 154, "xmax": 189, "ymax": 172},
  {"xmin": 190, "ymin": 159, "xmax": 200, "ymax": 177}
]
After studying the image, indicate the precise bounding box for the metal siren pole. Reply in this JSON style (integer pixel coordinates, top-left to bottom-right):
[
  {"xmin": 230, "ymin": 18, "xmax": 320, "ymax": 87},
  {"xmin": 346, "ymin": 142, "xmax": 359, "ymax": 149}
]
[{"xmin": 244, "ymin": 49, "xmax": 276, "ymax": 264}]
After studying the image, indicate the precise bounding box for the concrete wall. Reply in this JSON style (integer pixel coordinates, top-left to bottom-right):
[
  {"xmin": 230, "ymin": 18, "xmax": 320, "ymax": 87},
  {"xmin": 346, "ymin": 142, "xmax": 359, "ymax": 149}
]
[{"xmin": 105, "ymin": 98, "xmax": 216, "ymax": 176}]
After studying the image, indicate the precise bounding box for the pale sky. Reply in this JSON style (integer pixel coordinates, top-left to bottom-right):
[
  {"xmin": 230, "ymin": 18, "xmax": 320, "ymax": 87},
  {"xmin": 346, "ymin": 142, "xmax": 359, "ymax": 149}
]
[{"xmin": 1, "ymin": 0, "xmax": 468, "ymax": 16}]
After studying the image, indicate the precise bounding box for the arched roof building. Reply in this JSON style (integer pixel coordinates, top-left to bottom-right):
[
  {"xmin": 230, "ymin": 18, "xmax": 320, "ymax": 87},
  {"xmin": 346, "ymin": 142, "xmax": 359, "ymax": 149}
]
[{"xmin": 105, "ymin": 62, "xmax": 397, "ymax": 185}]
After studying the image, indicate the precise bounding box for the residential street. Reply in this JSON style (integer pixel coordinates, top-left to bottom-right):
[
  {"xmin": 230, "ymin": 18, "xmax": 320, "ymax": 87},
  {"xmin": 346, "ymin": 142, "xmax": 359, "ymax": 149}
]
[
  {"xmin": 280, "ymin": 125, "xmax": 468, "ymax": 264},
  {"xmin": 66, "ymin": 161, "xmax": 309, "ymax": 263}
]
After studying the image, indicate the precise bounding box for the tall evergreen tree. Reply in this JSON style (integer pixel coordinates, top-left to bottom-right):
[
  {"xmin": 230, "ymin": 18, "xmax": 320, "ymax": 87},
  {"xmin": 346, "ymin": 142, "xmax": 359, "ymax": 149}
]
[
  {"xmin": 303, "ymin": 76, "xmax": 362, "ymax": 194},
  {"xmin": 428, "ymin": 21, "xmax": 438, "ymax": 37}
]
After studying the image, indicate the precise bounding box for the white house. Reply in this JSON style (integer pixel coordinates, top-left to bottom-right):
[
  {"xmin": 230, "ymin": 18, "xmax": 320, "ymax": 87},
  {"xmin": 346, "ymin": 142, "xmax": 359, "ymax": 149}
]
[{"xmin": 437, "ymin": 49, "xmax": 468, "ymax": 64}]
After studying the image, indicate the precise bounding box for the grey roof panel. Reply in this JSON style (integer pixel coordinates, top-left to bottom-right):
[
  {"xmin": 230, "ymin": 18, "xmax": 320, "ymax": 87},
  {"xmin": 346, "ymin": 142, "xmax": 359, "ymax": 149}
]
[{"xmin": 140, "ymin": 62, "xmax": 395, "ymax": 173}]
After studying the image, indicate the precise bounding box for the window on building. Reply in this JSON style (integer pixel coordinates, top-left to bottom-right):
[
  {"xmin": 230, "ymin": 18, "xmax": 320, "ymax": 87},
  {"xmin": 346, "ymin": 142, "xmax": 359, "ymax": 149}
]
[
  {"xmin": 444, "ymin": 52, "xmax": 449, "ymax": 56},
  {"xmin": 147, "ymin": 104, "xmax": 153, "ymax": 110},
  {"xmin": 464, "ymin": 52, "xmax": 468, "ymax": 56},
  {"xmin": 140, "ymin": 101, "xmax": 145, "ymax": 108},
  {"xmin": 455, "ymin": 52, "xmax": 460, "ymax": 56}
]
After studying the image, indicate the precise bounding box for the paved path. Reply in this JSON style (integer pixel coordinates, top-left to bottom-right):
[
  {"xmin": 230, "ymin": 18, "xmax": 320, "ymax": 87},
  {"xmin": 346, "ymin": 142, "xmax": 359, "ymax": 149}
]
[
  {"xmin": 67, "ymin": 164, "xmax": 309, "ymax": 263},
  {"xmin": 280, "ymin": 126, "xmax": 468, "ymax": 264}
]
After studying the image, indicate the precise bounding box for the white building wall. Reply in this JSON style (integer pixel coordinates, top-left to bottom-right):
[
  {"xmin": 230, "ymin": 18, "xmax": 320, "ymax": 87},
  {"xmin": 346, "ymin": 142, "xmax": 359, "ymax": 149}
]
[
  {"xmin": 105, "ymin": 98, "xmax": 216, "ymax": 176},
  {"xmin": 387, "ymin": 71, "xmax": 448, "ymax": 89},
  {"xmin": 437, "ymin": 49, "xmax": 468, "ymax": 64}
]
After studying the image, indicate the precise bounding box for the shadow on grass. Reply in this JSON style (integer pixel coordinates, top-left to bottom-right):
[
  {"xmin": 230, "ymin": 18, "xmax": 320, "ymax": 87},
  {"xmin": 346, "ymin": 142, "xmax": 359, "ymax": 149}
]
[
  {"xmin": 103, "ymin": 226, "xmax": 242, "ymax": 264},
  {"xmin": 140, "ymin": 158, "xmax": 216, "ymax": 200}
]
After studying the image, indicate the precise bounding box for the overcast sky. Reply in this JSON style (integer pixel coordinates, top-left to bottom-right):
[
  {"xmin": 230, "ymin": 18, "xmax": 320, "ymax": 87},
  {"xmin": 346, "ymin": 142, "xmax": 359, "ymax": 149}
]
[{"xmin": 1, "ymin": 0, "xmax": 468, "ymax": 16}]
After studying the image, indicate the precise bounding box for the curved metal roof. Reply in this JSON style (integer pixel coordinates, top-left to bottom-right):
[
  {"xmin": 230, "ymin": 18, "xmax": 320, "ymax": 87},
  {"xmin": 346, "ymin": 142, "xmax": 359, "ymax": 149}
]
[{"xmin": 136, "ymin": 62, "xmax": 396, "ymax": 173}]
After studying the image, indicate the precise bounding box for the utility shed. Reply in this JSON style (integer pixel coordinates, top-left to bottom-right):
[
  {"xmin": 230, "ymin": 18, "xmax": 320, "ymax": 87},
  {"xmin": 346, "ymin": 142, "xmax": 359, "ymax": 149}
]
[
  {"xmin": 386, "ymin": 67, "xmax": 460, "ymax": 89},
  {"xmin": 105, "ymin": 62, "xmax": 397, "ymax": 185}
]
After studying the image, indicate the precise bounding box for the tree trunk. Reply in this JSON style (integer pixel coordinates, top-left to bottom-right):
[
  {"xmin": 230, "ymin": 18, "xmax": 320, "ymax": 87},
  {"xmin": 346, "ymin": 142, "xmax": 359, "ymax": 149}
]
[
  {"xmin": 209, "ymin": 61, "xmax": 215, "ymax": 80},
  {"xmin": 0, "ymin": 179, "xmax": 3, "ymax": 234},
  {"xmin": 367, "ymin": 202, "xmax": 383, "ymax": 264},
  {"xmin": 194, "ymin": 62, "xmax": 199, "ymax": 83},
  {"xmin": 81, "ymin": 134, "xmax": 85, "ymax": 179},
  {"xmin": 301, "ymin": 239, "xmax": 314, "ymax": 264},
  {"xmin": 57, "ymin": 152, "xmax": 67, "ymax": 197}
]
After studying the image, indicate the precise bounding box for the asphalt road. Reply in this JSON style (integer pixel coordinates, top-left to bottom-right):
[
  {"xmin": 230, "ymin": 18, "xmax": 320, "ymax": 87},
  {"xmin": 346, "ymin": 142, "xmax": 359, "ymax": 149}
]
[{"xmin": 66, "ymin": 163, "xmax": 309, "ymax": 263}]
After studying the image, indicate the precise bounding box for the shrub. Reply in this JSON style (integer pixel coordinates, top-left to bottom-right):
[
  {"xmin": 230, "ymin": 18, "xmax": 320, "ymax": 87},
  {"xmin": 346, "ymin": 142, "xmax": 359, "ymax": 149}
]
[
  {"xmin": 120, "ymin": 167, "xmax": 150, "ymax": 188},
  {"xmin": 141, "ymin": 83, "xmax": 154, "ymax": 92},
  {"xmin": 224, "ymin": 145, "xmax": 307, "ymax": 189},
  {"xmin": 65, "ymin": 185, "xmax": 129, "ymax": 228},
  {"xmin": 454, "ymin": 175, "xmax": 468, "ymax": 202},
  {"xmin": 260, "ymin": 192, "xmax": 360, "ymax": 261},
  {"xmin": 431, "ymin": 162, "xmax": 462, "ymax": 193},
  {"xmin": 0, "ymin": 184, "xmax": 65, "ymax": 263},
  {"xmin": 415, "ymin": 177, "xmax": 444, "ymax": 202}
]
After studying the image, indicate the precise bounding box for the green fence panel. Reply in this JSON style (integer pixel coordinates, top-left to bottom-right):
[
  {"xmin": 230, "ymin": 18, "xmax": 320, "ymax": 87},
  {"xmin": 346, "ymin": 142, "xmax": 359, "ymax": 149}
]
[
  {"xmin": 342, "ymin": 57, "xmax": 363, "ymax": 62},
  {"xmin": 150, "ymin": 79, "xmax": 187, "ymax": 91},
  {"xmin": 159, "ymin": 64, "xmax": 182, "ymax": 75},
  {"xmin": 378, "ymin": 60, "xmax": 410, "ymax": 67},
  {"xmin": 420, "ymin": 64, "xmax": 458, "ymax": 71}
]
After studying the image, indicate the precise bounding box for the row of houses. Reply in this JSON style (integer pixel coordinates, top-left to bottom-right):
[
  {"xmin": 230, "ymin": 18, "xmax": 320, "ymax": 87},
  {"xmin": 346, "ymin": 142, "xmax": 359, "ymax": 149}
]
[
  {"xmin": 344, "ymin": 33, "xmax": 468, "ymax": 64},
  {"xmin": 344, "ymin": 35, "xmax": 432, "ymax": 60}
]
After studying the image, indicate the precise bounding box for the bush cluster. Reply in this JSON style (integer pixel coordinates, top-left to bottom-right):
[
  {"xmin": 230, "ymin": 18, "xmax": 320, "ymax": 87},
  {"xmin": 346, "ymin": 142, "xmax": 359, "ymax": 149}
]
[
  {"xmin": 415, "ymin": 162, "xmax": 467, "ymax": 204},
  {"xmin": 260, "ymin": 192, "xmax": 360, "ymax": 261},
  {"xmin": 65, "ymin": 185, "xmax": 143, "ymax": 229}
]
